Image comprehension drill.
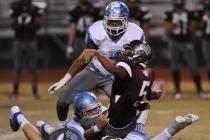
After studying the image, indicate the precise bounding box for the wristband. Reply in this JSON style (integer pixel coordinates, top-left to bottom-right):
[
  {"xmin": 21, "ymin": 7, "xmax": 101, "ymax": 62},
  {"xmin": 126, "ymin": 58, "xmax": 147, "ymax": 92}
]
[
  {"xmin": 61, "ymin": 73, "xmax": 72, "ymax": 83},
  {"xmin": 93, "ymin": 125, "xmax": 100, "ymax": 133}
]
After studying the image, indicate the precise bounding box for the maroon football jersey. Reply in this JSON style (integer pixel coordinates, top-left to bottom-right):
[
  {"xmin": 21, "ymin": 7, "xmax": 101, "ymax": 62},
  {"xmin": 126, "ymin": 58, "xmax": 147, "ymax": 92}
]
[
  {"xmin": 10, "ymin": 1, "xmax": 43, "ymax": 40},
  {"xmin": 108, "ymin": 61, "xmax": 156, "ymax": 128}
]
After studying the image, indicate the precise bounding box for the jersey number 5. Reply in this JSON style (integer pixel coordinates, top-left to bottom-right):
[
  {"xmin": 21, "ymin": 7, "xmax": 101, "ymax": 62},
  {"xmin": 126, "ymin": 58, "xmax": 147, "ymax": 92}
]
[{"xmin": 139, "ymin": 80, "xmax": 150, "ymax": 96}]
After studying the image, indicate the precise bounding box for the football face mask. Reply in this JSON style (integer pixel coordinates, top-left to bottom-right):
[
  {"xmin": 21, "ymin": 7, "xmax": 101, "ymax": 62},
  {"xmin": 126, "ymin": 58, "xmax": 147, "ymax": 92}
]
[{"xmin": 122, "ymin": 40, "xmax": 152, "ymax": 66}]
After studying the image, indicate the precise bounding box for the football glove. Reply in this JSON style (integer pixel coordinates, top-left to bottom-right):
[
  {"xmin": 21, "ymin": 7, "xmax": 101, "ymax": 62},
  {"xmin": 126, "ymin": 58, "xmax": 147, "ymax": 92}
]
[
  {"xmin": 48, "ymin": 73, "xmax": 72, "ymax": 94},
  {"xmin": 66, "ymin": 46, "xmax": 74, "ymax": 59}
]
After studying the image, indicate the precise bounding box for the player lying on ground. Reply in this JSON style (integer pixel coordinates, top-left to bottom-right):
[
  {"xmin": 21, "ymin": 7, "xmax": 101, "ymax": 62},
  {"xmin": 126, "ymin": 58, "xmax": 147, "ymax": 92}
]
[
  {"xmin": 9, "ymin": 91, "xmax": 108, "ymax": 140},
  {"xmin": 9, "ymin": 101, "xmax": 199, "ymax": 140},
  {"xmin": 9, "ymin": 93, "xmax": 198, "ymax": 140},
  {"xmin": 80, "ymin": 40, "xmax": 162, "ymax": 138}
]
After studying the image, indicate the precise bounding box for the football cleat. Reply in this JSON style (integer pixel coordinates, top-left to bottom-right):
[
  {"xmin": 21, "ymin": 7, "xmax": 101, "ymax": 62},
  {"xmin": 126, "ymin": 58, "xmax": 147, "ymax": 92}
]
[
  {"xmin": 174, "ymin": 92, "xmax": 182, "ymax": 100},
  {"xmin": 9, "ymin": 106, "xmax": 22, "ymax": 131},
  {"xmin": 174, "ymin": 113, "xmax": 199, "ymax": 130},
  {"xmin": 198, "ymin": 91, "xmax": 210, "ymax": 99}
]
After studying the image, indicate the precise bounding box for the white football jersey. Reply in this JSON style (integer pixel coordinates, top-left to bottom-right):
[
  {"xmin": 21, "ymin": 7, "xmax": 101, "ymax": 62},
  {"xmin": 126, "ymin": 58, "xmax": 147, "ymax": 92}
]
[
  {"xmin": 65, "ymin": 116, "xmax": 85, "ymax": 138},
  {"xmin": 86, "ymin": 20, "xmax": 145, "ymax": 76},
  {"xmin": 56, "ymin": 116, "xmax": 85, "ymax": 140}
]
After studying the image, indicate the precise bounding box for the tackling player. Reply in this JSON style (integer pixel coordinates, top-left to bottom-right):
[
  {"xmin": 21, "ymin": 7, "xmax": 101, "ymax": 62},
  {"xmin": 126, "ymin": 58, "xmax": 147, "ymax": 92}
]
[
  {"xmin": 48, "ymin": 1, "xmax": 145, "ymax": 128},
  {"xmin": 9, "ymin": 91, "xmax": 107, "ymax": 140},
  {"xmin": 80, "ymin": 41, "xmax": 199, "ymax": 140}
]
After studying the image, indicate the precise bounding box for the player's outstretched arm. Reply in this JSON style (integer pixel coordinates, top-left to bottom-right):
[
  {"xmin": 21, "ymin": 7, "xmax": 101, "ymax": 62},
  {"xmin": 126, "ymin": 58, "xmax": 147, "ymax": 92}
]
[
  {"xmin": 80, "ymin": 49, "xmax": 128, "ymax": 78},
  {"xmin": 48, "ymin": 50, "xmax": 89, "ymax": 94}
]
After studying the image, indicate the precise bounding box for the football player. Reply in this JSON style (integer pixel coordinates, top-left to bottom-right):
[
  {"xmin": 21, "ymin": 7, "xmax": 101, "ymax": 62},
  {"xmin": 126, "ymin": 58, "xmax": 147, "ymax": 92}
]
[
  {"xmin": 80, "ymin": 40, "xmax": 162, "ymax": 138},
  {"xmin": 9, "ymin": 91, "xmax": 108, "ymax": 140},
  {"xmin": 100, "ymin": 113, "xmax": 198, "ymax": 140},
  {"xmin": 199, "ymin": 0, "xmax": 210, "ymax": 86},
  {"xmin": 66, "ymin": 0, "xmax": 99, "ymax": 59},
  {"xmin": 80, "ymin": 41, "xmax": 199, "ymax": 140},
  {"xmin": 48, "ymin": 1, "xmax": 145, "ymax": 128},
  {"xmin": 9, "ymin": 0, "xmax": 43, "ymax": 100},
  {"xmin": 125, "ymin": 0, "xmax": 152, "ymax": 42},
  {"xmin": 164, "ymin": 0, "xmax": 206, "ymax": 99}
]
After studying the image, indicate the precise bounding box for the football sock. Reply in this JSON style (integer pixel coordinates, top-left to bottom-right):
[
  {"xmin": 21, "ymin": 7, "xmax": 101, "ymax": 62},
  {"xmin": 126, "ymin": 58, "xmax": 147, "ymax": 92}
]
[
  {"xmin": 167, "ymin": 117, "xmax": 190, "ymax": 136},
  {"xmin": 32, "ymin": 85, "xmax": 37, "ymax": 94},
  {"xmin": 192, "ymin": 73, "xmax": 201, "ymax": 92},
  {"xmin": 17, "ymin": 114, "xmax": 30, "ymax": 129},
  {"xmin": 172, "ymin": 70, "xmax": 180, "ymax": 92},
  {"xmin": 208, "ymin": 71, "xmax": 210, "ymax": 82},
  {"xmin": 56, "ymin": 100, "xmax": 69, "ymax": 124},
  {"xmin": 44, "ymin": 124, "xmax": 54, "ymax": 134},
  {"xmin": 59, "ymin": 120, "xmax": 67, "ymax": 128},
  {"xmin": 150, "ymin": 129, "xmax": 172, "ymax": 140},
  {"xmin": 36, "ymin": 121, "xmax": 54, "ymax": 135},
  {"xmin": 13, "ymin": 83, "xmax": 19, "ymax": 94},
  {"xmin": 136, "ymin": 110, "xmax": 149, "ymax": 125}
]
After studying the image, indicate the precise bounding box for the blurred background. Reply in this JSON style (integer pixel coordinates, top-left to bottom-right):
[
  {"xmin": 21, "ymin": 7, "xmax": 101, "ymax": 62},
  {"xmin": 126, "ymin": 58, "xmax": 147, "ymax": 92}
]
[
  {"xmin": 0, "ymin": 0, "xmax": 205, "ymax": 68},
  {"xmin": 1, "ymin": 0, "xmax": 210, "ymax": 139}
]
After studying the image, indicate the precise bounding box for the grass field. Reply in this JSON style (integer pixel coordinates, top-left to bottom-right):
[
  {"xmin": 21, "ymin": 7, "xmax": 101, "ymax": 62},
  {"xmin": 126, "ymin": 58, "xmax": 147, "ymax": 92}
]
[{"xmin": 0, "ymin": 81, "xmax": 210, "ymax": 140}]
